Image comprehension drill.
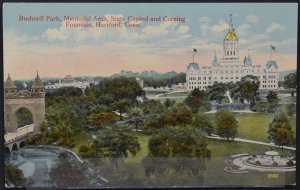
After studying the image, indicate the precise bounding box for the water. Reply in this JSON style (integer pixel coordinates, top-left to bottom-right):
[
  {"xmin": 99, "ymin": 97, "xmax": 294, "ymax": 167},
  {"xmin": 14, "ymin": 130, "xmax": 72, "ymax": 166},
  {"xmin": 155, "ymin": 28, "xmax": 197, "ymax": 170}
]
[{"xmin": 6, "ymin": 147, "xmax": 60, "ymax": 187}]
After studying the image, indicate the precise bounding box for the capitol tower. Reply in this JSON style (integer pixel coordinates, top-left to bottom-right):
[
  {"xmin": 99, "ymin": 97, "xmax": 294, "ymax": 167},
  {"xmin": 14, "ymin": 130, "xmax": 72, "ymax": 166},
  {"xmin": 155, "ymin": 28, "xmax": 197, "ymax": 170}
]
[{"xmin": 186, "ymin": 14, "xmax": 279, "ymax": 91}]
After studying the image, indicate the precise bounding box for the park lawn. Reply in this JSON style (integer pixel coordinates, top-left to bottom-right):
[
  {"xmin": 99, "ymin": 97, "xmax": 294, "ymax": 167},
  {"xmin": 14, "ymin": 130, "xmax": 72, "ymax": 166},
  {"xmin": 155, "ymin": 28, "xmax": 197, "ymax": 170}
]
[
  {"xmin": 163, "ymin": 91, "xmax": 188, "ymax": 97},
  {"xmin": 204, "ymin": 138, "xmax": 295, "ymax": 186},
  {"xmin": 126, "ymin": 134, "xmax": 295, "ymax": 186},
  {"xmin": 207, "ymin": 112, "xmax": 296, "ymax": 143},
  {"xmin": 280, "ymin": 96, "xmax": 296, "ymax": 102}
]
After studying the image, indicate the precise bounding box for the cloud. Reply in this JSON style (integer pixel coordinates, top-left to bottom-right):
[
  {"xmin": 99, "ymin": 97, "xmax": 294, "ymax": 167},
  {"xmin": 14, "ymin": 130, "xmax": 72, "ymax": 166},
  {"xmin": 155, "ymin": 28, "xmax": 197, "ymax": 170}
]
[
  {"xmin": 237, "ymin": 24, "xmax": 250, "ymax": 36},
  {"xmin": 245, "ymin": 15, "xmax": 259, "ymax": 23},
  {"xmin": 198, "ymin": 16, "xmax": 210, "ymax": 23},
  {"xmin": 265, "ymin": 23, "xmax": 286, "ymax": 33},
  {"xmin": 211, "ymin": 22, "xmax": 228, "ymax": 32}
]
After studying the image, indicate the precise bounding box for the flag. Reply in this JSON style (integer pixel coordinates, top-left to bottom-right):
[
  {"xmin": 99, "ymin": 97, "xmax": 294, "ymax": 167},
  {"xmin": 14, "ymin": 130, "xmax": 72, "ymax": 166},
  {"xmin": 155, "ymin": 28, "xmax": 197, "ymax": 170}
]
[
  {"xmin": 193, "ymin": 48, "xmax": 197, "ymax": 53},
  {"xmin": 270, "ymin": 45, "xmax": 275, "ymax": 51}
]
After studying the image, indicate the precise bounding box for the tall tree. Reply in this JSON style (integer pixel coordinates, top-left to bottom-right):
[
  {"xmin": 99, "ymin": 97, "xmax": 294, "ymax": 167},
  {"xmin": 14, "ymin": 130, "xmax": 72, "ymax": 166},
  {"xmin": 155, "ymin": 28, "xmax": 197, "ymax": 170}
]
[
  {"xmin": 112, "ymin": 99, "xmax": 131, "ymax": 120},
  {"xmin": 233, "ymin": 75, "xmax": 260, "ymax": 103},
  {"xmin": 266, "ymin": 91, "xmax": 279, "ymax": 112},
  {"xmin": 88, "ymin": 112, "xmax": 119, "ymax": 128},
  {"xmin": 283, "ymin": 72, "xmax": 297, "ymax": 88},
  {"xmin": 206, "ymin": 82, "xmax": 227, "ymax": 104},
  {"xmin": 143, "ymin": 128, "xmax": 211, "ymax": 185},
  {"xmin": 268, "ymin": 110, "xmax": 294, "ymax": 148},
  {"xmin": 91, "ymin": 129, "xmax": 141, "ymax": 168},
  {"xmin": 161, "ymin": 106, "xmax": 193, "ymax": 127},
  {"xmin": 193, "ymin": 112, "xmax": 214, "ymax": 135},
  {"xmin": 215, "ymin": 109, "xmax": 238, "ymax": 140},
  {"xmin": 185, "ymin": 88, "xmax": 206, "ymax": 113}
]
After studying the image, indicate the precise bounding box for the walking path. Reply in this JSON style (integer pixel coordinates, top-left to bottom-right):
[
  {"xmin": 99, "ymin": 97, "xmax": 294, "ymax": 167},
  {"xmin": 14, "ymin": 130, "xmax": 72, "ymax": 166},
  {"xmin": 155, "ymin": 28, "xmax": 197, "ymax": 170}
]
[{"xmin": 206, "ymin": 135, "xmax": 296, "ymax": 151}]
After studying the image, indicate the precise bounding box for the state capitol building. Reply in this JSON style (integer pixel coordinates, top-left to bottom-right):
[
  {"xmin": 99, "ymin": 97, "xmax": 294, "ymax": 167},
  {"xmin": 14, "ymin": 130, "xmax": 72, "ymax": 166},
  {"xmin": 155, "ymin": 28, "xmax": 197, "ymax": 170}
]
[{"xmin": 186, "ymin": 15, "xmax": 279, "ymax": 91}]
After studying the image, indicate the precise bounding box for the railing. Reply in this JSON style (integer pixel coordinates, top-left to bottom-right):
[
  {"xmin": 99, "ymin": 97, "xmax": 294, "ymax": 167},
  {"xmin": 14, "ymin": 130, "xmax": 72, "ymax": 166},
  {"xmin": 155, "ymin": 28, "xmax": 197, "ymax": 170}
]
[{"xmin": 4, "ymin": 124, "xmax": 34, "ymax": 143}]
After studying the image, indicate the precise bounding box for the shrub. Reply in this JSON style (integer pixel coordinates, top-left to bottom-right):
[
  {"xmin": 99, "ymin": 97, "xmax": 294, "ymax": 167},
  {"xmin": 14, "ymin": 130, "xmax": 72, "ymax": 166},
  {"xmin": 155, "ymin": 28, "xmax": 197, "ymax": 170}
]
[
  {"xmin": 78, "ymin": 145, "xmax": 89, "ymax": 153},
  {"xmin": 286, "ymin": 160, "xmax": 294, "ymax": 167}
]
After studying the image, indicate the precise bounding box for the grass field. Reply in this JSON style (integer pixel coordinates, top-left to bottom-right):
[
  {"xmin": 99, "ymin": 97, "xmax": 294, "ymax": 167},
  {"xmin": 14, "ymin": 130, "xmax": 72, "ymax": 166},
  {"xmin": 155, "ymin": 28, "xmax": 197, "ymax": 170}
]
[
  {"xmin": 162, "ymin": 91, "xmax": 188, "ymax": 97},
  {"xmin": 76, "ymin": 131, "xmax": 295, "ymax": 186}
]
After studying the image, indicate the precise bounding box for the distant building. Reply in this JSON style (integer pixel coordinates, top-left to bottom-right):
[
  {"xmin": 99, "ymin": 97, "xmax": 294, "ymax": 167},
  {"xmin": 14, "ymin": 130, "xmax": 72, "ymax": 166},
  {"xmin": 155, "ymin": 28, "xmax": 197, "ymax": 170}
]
[
  {"xmin": 45, "ymin": 75, "xmax": 98, "ymax": 92},
  {"xmin": 186, "ymin": 14, "xmax": 278, "ymax": 91}
]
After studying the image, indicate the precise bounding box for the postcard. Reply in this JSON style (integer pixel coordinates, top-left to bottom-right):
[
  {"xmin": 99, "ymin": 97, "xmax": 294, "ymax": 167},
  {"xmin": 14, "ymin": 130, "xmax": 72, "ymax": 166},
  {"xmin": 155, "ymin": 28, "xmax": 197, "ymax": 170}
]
[{"xmin": 3, "ymin": 2, "xmax": 297, "ymax": 188}]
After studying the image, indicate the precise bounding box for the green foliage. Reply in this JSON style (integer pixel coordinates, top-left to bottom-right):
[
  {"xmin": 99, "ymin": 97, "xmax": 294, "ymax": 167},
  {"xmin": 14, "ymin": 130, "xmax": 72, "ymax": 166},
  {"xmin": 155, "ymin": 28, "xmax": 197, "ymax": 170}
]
[
  {"xmin": 141, "ymin": 71, "xmax": 186, "ymax": 88},
  {"xmin": 255, "ymin": 100, "xmax": 269, "ymax": 112},
  {"xmin": 193, "ymin": 112, "xmax": 214, "ymax": 135},
  {"xmin": 161, "ymin": 106, "xmax": 192, "ymax": 127},
  {"xmin": 185, "ymin": 88, "xmax": 206, "ymax": 113},
  {"xmin": 163, "ymin": 98, "xmax": 176, "ymax": 108},
  {"xmin": 283, "ymin": 72, "xmax": 297, "ymax": 88},
  {"xmin": 266, "ymin": 91, "xmax": 279, "ymax": 113},
  {"xmin": 143, "ymin": 128, "xmax": 211, "ymax": 185},
  {"xmin": 206, "ymin": 82, "xmax": 227, "ymax": 104},
  {"xmin": 48, "ymin": 158, "xmax": 90, "ymax": 187},
  {"xmin": 91, "ymin": 129, "xmax": 141, "ymax": 168},
  {"xmin": 16, "ymin": 107, "xmax": 33, "ymax": 128},
  {"xmin": 112, "ymin": 99, "xmax": 131, "ymax": 120},
  {"xmin": 286, "ymin": 103, "xmax": 296, "ymax": 117},
  {"xmin": 232, "ymin": 75, "xmax": 260, "ymax": 103},
  {"xmin": 268, "ymin": 110, "xmax": 294, "ymax": 148},
  {"xmin": 142, "ymin": 99, "xmax": 165, "ymax": 114},
  {"xmin": 79, "ymin": 145, "xmax": 90, "ymax": 153},
  {"xmin": 147, "ymin": 128, "xmax": 211, "ymax": 158},
  {"xmin": 88, "ymin": 112, "xmax": 119, "ymax": 128},
  {"xmin": 215, "ymin": 109, "xmax": 238, "ymax": 140},
  {"xmin": 5, "ymin": 162, "xmax": 25, "ymax": 187}
]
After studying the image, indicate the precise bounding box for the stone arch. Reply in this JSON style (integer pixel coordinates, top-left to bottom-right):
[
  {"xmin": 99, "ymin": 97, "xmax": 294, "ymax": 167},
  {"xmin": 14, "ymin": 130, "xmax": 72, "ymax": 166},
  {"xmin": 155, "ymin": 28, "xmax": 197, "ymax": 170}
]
[
  {"xmin": 15, "ymin": 107, "xmax": 33, "ymax": 128},
  {"xmin": 12, "ymin": 143, "xmax": 18, "ymax": 151},
  {"xmin": 5, "ymin": 97, "xmax": 45, "ymax": 132},
  {"xmin": 5, "ymin": 147, "xmax": 11, "ymax": 154},
  {"xmin": 19, "ymin": 141, "xmax": 26, "ymax": 149}
]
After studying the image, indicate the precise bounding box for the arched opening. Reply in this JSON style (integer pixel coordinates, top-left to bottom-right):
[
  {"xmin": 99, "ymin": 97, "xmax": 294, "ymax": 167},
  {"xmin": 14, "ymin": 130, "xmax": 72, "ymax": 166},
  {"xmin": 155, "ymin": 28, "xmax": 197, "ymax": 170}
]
[
  {"xmin": 5, "ymin": 147, "xmax": 11, "ymax": 154},
  {"xmin": 12, "ymin": 143, "xmax": 18, "ymax": 151},
  {"xmin": 19, "ymin": 141, "xmax": 26, "ymax": 149},
  {"xmin": 16, "ymin": 107, "xmax": 33, "ymax": 128}
]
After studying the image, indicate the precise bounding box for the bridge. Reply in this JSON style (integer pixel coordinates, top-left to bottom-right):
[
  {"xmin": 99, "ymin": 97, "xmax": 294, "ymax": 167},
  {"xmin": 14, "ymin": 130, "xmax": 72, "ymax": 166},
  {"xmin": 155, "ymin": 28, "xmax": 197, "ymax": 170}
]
[{"xmin": 5, "ymin": 124, "xmax": 34, "ymax": 153}]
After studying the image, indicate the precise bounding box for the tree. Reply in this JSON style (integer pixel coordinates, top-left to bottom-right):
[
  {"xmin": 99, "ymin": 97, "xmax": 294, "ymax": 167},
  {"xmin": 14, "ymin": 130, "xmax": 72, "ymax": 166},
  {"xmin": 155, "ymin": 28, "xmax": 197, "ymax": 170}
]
[
  {"xmin": 5, "ymin": 162, "xmax": 25, "ymax": 187},
  {"xmin": 88, "ymin": 112, "xmax": 119, "ymax": 128},
  {"xmin": 233, "ymin": 75, "xmax": 260, "ymax": 103},
  {"xmin": 48, "ymin": 157, "xmax": 90, "ymax": 187},
  {"xmin": 215, "ymin": 109, "xmax": 238, "ymax": 140},
  {"xmin": 286, "ymin": 103, "xmax": 296, "ymax": 117},
  {"xmin": 143, "ymin": 128, "xmax": 211, "ymax": 185},
  {"xmin": 128, "ymin": 107, "xmax": 144, "ymax": 131},
  {"xmin": 185, "ymin": 88, "xmax": 206, "ymax": 113},
  {"xmin": 255, "ymin": 100, "xmax": 268, "ymax": 112},
  {"xmin": 284, "ymin": 72, "xmax": 297, "ymax": 89},
  {"xmin": 91, "ymin": 129, "xmax": 141, "ymax": 168},
  {"xmin": 193, "ymin": 112, "xmax": 214, "ymax": 135},
  {"xmin": 266, "ymin": 91, "xmax": 279, "ymax": 112},
  {"xmin": 164, "ymin": 98, "xmax": 175, "ymax": 108},
  {"xmin": 206, "ymin": 82, "xmax": 227, "ymax": 104},
  {"xmin": 161, "ymin": 106, "xmax": 193, "ymax": 126},
  {"xmin": 112, "ymin": 99, "xmax": 131, "ymax": 120},
  {"xmin": 268, "ymin": 110, "xmax": 294, "ymax": 148}
]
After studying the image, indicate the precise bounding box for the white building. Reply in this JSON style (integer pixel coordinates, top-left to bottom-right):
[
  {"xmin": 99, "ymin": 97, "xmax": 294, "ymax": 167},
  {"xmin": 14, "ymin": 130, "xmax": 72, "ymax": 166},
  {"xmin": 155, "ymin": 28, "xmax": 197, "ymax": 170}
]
[
  {"xmin": 45, "ymin": 75, "xmax": 98, "ymax": 91},
  {"xmin": 186, "ymin": 15, "xmax": 278, "ymax": 91}
]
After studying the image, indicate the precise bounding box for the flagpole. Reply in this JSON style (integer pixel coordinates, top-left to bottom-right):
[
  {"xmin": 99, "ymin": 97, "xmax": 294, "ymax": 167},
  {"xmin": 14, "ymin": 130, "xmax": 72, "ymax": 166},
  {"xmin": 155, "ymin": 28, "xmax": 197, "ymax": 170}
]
[{"xmin": 193, "ymin": 51, "xmax": 194, "ymax": 63}]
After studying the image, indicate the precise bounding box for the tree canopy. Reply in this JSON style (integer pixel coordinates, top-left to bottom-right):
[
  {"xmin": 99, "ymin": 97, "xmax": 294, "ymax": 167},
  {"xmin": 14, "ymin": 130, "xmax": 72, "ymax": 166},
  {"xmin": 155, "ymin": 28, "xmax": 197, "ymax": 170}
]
[
  {"xmin": 268, "ymin": 110, "xmax": 294, "ymax": 148},
  {"xmin": 215, "ymin": 109, "xmax": 238, "ymax": 140}
]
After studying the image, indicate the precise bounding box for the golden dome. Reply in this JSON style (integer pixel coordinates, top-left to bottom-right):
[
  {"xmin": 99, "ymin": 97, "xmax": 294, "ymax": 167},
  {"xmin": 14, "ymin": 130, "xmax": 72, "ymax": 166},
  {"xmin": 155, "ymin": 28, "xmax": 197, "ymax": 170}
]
[{"xmin": 225, "ymin": 31, "xmax": 238, "ymax": 40}]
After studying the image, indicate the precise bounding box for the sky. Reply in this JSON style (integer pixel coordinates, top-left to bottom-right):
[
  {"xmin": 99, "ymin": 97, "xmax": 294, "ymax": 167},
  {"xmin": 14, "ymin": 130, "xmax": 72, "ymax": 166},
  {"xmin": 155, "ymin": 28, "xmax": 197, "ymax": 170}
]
[{"xmin": 3, "ymin": 3, "xmax": 298, "ymax": 80}]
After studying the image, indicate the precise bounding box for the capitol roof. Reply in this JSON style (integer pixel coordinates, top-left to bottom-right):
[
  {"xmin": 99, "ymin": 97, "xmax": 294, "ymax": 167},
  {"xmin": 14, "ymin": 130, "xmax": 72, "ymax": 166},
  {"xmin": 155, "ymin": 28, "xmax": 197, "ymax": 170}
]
[
  {"xmin": 266, "ymin": 60, "xmax": 278, "ymax": 69},
  {"xmin": 187, "ymin": 63, "xmax": 200, "ymax": 70},
  {"xmin": 225, "ymin": 31, "xmax": 238, "ymax": 40}
]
